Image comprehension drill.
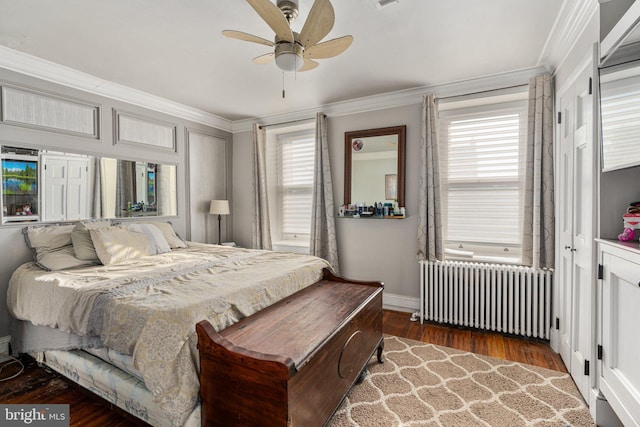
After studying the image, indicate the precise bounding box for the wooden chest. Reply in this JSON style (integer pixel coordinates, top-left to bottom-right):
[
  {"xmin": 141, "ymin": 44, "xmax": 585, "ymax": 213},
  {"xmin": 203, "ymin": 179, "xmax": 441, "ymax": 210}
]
[{"xmin": 196, "ymin": 269, "xmax": 384, "ymax": 427}]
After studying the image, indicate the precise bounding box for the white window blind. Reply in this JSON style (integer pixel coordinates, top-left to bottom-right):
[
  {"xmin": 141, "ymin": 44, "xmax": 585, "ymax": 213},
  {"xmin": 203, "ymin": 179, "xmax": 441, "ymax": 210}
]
[
  {"xmin": 439, "ymin": 99, "xmax": 527, "ymax": 263},
  {"xmin": 600, "ymin": 73, "xmax": 640, "ymax": 171},
  {"xmin": 277, "ymin": 132, "xmax": 315, "ymax": 239}
]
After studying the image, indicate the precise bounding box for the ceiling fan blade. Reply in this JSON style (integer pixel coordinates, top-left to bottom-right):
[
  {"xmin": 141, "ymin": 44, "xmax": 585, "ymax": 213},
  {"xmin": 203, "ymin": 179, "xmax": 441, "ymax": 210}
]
[
  {"xmin": 246, "ymin": 0, "xmax": 294, "ymax": 43},
  {"xmin": 298, "ymin": 0, "xmax": 335, "ymax": 47},
  {"xmin": 222, "ymin": 30, "xmax": 274, "ymax": 47},
  {"xmin": 252, "ymin": 52, "xmax": 275, "ymax": 64},
  {"xmin": 299, "ymin": 58, "xmax": 319, "ymax": 72},
  {"xmin": 304, "ymin": 35, "xmax": 352, "ymax": 59}
]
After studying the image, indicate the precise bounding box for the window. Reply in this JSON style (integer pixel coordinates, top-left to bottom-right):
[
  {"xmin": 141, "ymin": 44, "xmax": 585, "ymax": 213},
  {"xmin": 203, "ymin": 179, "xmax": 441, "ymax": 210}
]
[
  {"xmin": 265, "ymin": 127, "xmax": 315, "ymax": 253},
  {"xmin": 439, "ymin": 96, "xmax": 527, "ymax": 264}
]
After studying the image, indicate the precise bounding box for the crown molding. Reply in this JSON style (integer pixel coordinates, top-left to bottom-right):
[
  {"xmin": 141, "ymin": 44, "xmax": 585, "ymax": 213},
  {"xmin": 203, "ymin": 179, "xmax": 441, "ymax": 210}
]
[
  {"xmin": 0, "ymin": 45, "xmax": 547, "ymax": 136},
  {"xmin": 0, "ymin": 46, "xmax": 233, "ymax": 133},
  {"xmin": 537, "ymin": 0, "xmax": 599, "ymax": 73},
  {"xmin": 231, "ymin": 65, "xmax": 547, "ymax": 133}
]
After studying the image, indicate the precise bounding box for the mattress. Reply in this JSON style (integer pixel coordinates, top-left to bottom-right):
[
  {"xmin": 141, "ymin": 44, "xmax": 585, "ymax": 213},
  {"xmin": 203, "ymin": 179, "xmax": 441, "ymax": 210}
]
[
  {"xmin": 42, "ymin": 349, "xmax": 200, "ymax": 427},
  {"xmin": 9, "ymin": 243, "xmax": 330, "ymax": 426}
]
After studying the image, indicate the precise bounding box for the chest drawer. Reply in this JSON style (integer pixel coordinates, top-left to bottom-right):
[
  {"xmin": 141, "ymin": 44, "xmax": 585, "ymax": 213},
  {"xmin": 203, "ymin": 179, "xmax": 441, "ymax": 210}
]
[{"xmin": 196, "ymin": 269, "xmax": 384, "ymax": 427}]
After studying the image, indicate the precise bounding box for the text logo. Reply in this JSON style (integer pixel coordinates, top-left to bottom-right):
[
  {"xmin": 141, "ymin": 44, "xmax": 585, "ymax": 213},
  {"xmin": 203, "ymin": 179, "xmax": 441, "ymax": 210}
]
[{"xmin": 0, "ymin": 405, "xmax": 69, "ymax": 426}]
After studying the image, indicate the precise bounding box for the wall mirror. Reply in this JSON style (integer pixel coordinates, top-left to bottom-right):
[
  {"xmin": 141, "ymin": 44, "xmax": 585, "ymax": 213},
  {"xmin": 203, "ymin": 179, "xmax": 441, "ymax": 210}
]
[
  {"xmin": 344, "ymin": 125, "xmax": 406, "ymax": 207},
  {"xmin": 599, "ymin": 60, "xmax": 640, "ymax": 171},
  {"xmin": 1, "ymin": 144, "xmax": 177, "ymax": 224},
  {"xmin": 599, "ymin": 9, "xmax": 640, "ymax": 172}
]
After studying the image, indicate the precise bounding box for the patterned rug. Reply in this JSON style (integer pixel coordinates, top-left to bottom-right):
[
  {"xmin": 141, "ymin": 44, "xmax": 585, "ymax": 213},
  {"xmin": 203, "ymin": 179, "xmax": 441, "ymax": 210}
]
[{"xmin": 328, "ymin": 335, "xmax": 595, "ymax": 427}]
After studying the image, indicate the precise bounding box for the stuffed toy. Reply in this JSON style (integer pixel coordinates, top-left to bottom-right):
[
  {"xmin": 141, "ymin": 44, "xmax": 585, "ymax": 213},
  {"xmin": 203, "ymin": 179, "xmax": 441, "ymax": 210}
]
[{"xmin": 619, "ymin": 201, "xmax": 640, "ymax": 241}]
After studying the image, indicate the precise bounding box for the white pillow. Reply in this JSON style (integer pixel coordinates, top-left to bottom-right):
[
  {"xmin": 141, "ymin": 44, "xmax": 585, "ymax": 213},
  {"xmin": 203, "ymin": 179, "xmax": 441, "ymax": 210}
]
[
  {"xmin": 136, "ymin": 222, "xmax": 186, "ymax": 249},
  {"xmin": 89, "ymin": 226, "xmax": 152, "ymax": 265},
  {"xmin": 126, "ymin": 223, "xmax": 171, "ymax": 255}
]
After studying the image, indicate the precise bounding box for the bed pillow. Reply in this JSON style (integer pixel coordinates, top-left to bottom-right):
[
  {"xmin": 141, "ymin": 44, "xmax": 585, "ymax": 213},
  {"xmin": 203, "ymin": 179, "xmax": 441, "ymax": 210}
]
[
  {"xmin": 23, "ymin": 224, "xmax": 97, "ymax": 271},
  {"xmin": 125, "ymin": 223, "xmax": 171, "ymax": 255},
  {"xmin": 89, "ymin": 226, "xmax": 152, "ymax": 266},
  {"xmin": 138, "ymin": 221, "xmax": 187, "ymax": 249},
  {"xmin": 71, "ymin": 219, "xmax": 111, "ymax": 261}
]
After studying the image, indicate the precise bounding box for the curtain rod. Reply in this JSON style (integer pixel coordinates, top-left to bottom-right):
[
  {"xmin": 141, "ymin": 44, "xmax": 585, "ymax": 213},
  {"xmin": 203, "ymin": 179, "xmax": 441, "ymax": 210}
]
[
  {"xmin": 258, "ymin": 116, "xmax": 316, "ymax": 129},
  {"xmin": 437, "ymin": 83, "xmax": 528, "ymax": 101}
]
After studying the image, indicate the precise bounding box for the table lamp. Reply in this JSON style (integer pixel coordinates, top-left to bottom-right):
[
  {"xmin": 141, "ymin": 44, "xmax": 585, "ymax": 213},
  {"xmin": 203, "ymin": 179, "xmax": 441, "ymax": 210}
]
[{"xmin": 209, "ymin": 200, "xmax": 230, "ymax": 245}]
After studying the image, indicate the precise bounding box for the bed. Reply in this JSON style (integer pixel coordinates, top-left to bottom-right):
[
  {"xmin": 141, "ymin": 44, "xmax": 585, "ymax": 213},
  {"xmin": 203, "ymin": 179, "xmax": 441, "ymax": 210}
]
[{"xmin": 6, "ymin": 221, "xmax": 336, "ymax": 426}]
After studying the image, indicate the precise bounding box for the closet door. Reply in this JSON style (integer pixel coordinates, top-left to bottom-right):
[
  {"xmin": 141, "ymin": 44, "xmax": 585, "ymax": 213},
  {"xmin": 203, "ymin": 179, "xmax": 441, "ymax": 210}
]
[
  {"xmin": 569, "ymin": 63, "xmax": 596, "ymax": 401},
  {"xmin": 555, "ymin": 50, "xmax": 597, "ymax": 403},
  {"xmin": 42, "ymin": 157, "xmax": 67, "ymax": 221},
  {"xmin": 65, "ymin": 158, "xmax": 89, "ymax": 220},
  {"xmin": 556, "ymin": 80, "xmax": 574, "ymax": 369},
  {"xmin": 42, "ymin": 155, "xmax": 90, "ymax": 221}
]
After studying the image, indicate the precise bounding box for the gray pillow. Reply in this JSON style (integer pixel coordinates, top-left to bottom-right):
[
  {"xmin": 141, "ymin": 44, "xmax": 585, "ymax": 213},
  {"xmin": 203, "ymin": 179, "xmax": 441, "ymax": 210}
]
[
  {"xmin": 71, "ymin": 219, "xmax": 111, "ymax": 261},
  {"xmin": 23, "ymin": 224, "xmax": 97, "ymax": 271}
]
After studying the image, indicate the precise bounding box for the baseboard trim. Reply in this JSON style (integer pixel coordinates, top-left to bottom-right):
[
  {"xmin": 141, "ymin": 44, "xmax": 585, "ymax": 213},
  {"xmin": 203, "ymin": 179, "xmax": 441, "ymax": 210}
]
[{"xmin": 383, "ymin": 293, "xmax": 419, "ymax": 313}]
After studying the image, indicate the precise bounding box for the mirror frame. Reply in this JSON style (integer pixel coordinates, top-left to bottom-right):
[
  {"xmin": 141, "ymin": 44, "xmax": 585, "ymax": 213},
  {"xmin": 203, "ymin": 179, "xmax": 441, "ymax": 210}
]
[{"xmin": 344, "ymin": 125, "xmax": 406, "ymax": 207}]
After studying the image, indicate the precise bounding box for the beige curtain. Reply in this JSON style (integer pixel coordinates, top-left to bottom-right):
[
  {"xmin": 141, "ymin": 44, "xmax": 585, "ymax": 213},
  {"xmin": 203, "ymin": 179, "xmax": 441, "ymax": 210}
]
[
  {"xmin": 92, "ymin": 157, "xmax": 103, "ymax": 218},
  {"xmin": 310, "ymin": 113, "xmax": 340, "ymax": 273},
  {"xmin": 417, "ymin": 94, "xmax": 443, "ymax": 261},
  {"xmin": 522, "ymin": 73, "xmax": 554, "ymax": 268},
  {"xmin": 252, "ymin": 123, "xmax": 272, "ymax": 250}
]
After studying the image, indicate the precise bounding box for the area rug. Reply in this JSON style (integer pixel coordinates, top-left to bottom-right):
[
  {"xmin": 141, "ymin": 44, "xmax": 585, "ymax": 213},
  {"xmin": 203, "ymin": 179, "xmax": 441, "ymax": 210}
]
[{"xmin": 328, "ymin": 335, "xmax": 595, "ymax": 427}]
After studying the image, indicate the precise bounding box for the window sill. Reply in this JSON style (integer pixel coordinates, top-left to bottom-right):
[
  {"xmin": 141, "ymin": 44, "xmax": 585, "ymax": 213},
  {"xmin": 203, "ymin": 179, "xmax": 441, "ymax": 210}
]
[{"xmin": 273, "ymin": 240, "xmax": 310, "ymax": 254}]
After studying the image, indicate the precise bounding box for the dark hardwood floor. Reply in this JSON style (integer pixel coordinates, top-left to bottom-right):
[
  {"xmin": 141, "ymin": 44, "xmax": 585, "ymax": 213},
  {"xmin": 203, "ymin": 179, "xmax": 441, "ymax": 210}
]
[
  {"xmin": 382, "ymin": 310, "xmax": 567, "ymax": 372},
  {"xmin": 0, "ymin": 310, "xmax": 567, "ymax": 426}
]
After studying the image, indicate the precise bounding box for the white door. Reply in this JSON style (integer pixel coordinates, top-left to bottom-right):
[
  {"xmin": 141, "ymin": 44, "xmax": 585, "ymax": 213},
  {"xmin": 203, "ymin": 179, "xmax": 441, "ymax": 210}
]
[
  {"xmin": 43, "ymin": 157, "xmax": 67, "ymax": 221},
  {"xmin": 555, "ymin": 53, "xmax": 596, "ymax": 402},
  {"xmin": 42, "ymin": 156, "xmax": 90, "ymax": 221},
  {"xmin": 569, "ymin": 63, "xmax": 595, "ymax": 401},
  {"xmin": 65, "ymin": 158, "xmax": 89, "ymax": 220},
  {"xmin": 556, "ymin": 80, "xmax": 574, "ymax": 368}
]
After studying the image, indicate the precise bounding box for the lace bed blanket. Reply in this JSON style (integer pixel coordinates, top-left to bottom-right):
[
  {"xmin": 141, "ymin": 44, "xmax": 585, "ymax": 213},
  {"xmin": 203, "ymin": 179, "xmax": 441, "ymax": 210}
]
[{"xmin": 8, "ymin": 243, "xmax": 329, "ymax": 426}]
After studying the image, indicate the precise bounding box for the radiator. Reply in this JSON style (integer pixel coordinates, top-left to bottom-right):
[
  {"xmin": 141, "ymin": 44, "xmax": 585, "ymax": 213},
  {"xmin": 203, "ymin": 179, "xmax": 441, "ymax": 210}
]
[{"xmin": 419, "ymin": 260, "xmax": 553, "ymax": 340}]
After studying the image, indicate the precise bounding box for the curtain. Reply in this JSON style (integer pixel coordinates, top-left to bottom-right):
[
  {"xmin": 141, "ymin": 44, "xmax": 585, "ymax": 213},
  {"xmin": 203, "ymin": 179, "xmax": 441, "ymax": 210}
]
[
  {"xmin": 252, "ymin": 123, "xmax": 272, "ymax": 250},
  {"xmin": 92, "ymin": 157, "xmax": 103, "ymax": 218},
  {"xmin": 310, "ymin": 113, "xmax": 340, "ymax": 273},
  {"xmin": 522, "ymin": 73, "xmax": 555, "ymax": 269},
  {"xmin": 417, "ymin": 94, "xmax": 443, "ymax": 261},
  {"xmin": 115, "ymin": 160, "xmax": 134, "ymax": 215}
]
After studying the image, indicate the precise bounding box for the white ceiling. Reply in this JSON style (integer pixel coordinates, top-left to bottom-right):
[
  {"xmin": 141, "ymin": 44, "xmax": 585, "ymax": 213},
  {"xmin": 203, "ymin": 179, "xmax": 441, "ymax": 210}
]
[{"xmin": 0, "ymin": 0, "xmax": 565, "ymax": 123}]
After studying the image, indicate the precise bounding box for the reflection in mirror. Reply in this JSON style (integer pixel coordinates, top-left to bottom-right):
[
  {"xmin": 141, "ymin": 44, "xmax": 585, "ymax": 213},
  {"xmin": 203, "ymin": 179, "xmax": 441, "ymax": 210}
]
[
  {"xmin": 600, "ymin": 61, "xmax": 640, "ymax": 171},
  {"xmin": 1, "ymin": 144, "xmax": 178, "ymax": 224},
  {"xmin": 99, "ymin": 159, "xmax": 177, "ymax": 218},
  {"xmin": 344, "ymin": 125, "xmax": 406, "ymax": 207},
  {"xmin": 1, "ymin": 146, "xmax": 41, "ymax": 223}
]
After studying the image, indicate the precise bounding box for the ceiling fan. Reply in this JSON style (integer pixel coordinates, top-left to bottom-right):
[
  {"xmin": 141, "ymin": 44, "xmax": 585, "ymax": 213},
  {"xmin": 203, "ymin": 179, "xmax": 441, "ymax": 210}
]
[{"xmin": 222, "ymin": 0, "xmax": 353, "ymax": 73}]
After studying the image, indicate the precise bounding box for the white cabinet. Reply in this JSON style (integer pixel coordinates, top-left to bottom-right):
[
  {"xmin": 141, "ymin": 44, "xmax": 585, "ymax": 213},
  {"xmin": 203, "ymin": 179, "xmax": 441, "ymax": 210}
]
[{"xmin": 599, "ymin": 240, "xmax": 640, "ymax": 427}]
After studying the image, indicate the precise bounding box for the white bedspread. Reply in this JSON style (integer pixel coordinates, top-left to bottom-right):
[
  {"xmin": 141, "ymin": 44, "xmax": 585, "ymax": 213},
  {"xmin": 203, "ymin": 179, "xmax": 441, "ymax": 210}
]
[{"xmin": 7, "ymin": 243, "xmax": 329, "ymax": 426}]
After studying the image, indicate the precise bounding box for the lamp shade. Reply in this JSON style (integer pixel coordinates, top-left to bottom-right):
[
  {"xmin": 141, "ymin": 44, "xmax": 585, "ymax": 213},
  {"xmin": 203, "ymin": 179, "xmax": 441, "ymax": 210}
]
[{"xmin": 209, "ymin": 200, "xmax": 230, "ymax": 215}]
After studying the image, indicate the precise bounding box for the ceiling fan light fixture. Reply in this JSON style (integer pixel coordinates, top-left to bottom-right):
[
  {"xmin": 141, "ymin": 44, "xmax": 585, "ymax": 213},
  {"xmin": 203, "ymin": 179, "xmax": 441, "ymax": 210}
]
[{"xmin": 275, "ymin": 42, "xmax": 304, "ymax": 71}]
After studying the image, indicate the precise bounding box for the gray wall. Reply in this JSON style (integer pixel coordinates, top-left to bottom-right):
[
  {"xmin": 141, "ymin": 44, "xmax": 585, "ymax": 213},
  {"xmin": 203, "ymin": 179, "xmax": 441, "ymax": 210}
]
[
  {"xmin": 0, "ymin": 68, "xmax": 231, "ymax": 339},
  {"xmin": 232, "ymin": 104, "xmax": 422, "ymax": 310}
]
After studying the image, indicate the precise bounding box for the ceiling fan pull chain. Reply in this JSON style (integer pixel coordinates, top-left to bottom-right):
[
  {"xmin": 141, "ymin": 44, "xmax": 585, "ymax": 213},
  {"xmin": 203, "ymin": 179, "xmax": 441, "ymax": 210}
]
[{"xmin": 282, "ymin": 70, "xmax": 286, "ymax": 98}]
